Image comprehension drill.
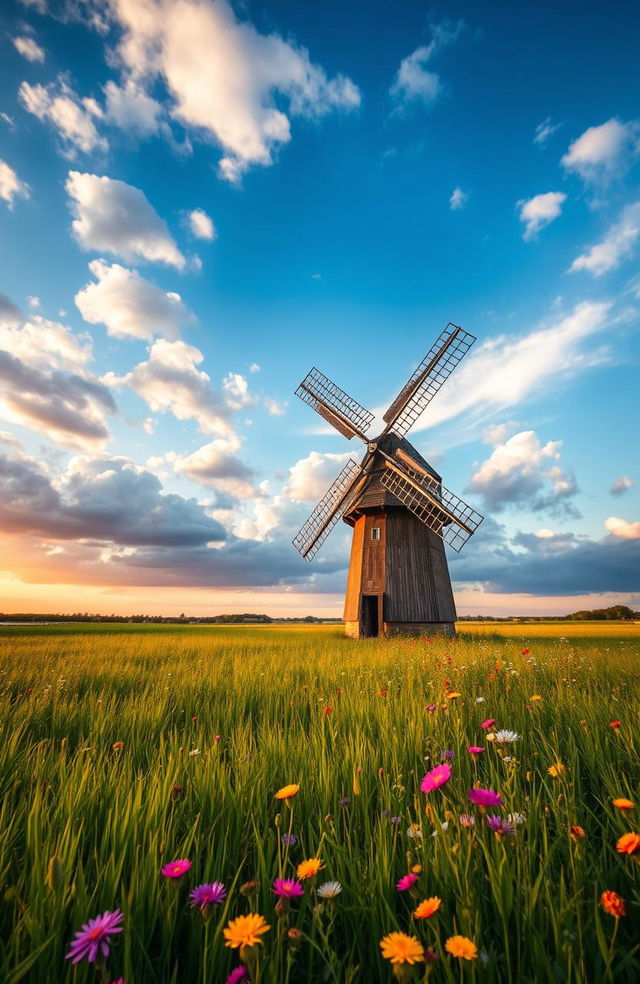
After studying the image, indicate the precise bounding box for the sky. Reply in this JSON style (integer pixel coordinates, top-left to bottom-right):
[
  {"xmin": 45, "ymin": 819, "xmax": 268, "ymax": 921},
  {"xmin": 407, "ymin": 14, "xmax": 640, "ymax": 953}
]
[{"xmin": 0, "ymin": 0, "xmax": 639, "ymax": 618}]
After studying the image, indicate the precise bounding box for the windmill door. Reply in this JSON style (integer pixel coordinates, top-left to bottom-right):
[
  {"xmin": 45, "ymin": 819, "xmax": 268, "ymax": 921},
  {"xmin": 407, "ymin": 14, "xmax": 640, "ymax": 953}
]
[{"xmin": 360, "ymin": 595, "xmax": 379, "ymax": 637}]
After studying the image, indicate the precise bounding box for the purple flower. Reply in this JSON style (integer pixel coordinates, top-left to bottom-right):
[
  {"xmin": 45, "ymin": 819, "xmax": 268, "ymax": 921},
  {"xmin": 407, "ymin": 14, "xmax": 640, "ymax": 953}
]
[
  {"xmin": 281, "ymin": 833, "xmax": 297, "ymax": 846},
  {"xmin": 225, "ymin": 968, "xmax": 248, "ymax": 984},
  {"xmin": 390, "ymin": 815, "xmax": 401, "ymax": 824},
  {"xmin": 486, "ymin": 815, "xmax": 515, "ymax": 837},
  {"xmin": 382, "ymin": 809, "xmax": 391, "ymax": 817},
  {"xmin": 189, "ymin": 882, "xmax": 227, "ymax": 911},
  {"xmin": 272, "ymin": 878, "xmax": 304, "ymax": 898},
  {"xmin": 339, "ymin": 797, "xmax": 351, "ymax": 806},
  {"xmin": 426, "ymin": 704, "xmax": 437, "ymax": 713},
  {"xmin": 440, "ymin": 749, "xmax": 454, "ymax": 761},
  {"xmin": 65, "ymin": 910, "xmax": 124, "ymax": 965}
]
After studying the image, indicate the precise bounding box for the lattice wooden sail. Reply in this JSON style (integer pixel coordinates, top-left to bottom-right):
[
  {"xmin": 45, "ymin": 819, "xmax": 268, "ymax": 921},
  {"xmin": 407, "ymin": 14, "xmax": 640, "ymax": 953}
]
[
  {"xmin": 379, "ymin": 459, "xmax": 483, "ymax": 552},
  {"xmin": 296, "ymin": 368, "xmax": 375, "ymax": 441},
  {"xmin": 383, "ymin": 324, "xmax": 476, "ymax": 438},
  {"xmin": 293, "ymin": 459, "xmax": 364, "ymax": 560}
]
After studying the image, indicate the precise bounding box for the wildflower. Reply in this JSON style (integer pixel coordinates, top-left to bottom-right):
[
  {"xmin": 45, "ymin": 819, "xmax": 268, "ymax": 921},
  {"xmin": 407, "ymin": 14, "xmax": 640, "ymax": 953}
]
[
  {"xmin": 214, "ymin": 735, "xmax": 222, "ymax": 742},
  {"xmin": 609, "ymin": 720, "xmax": 621, "ymax": 729},
  {"xmin": 112, "ymin": 742, "xmax": 124, "ymax": 751},
  {"xmin": 494, "ymin": 730, "xmax": 520, "ymax": 744},
  {"xmin": 530, "ymin": 695, "xmax": 542, "ymax": 701},
  {"xmin": 612, "ymin": 798, "xmax": 634, "ymax": 810},
  {"xmin": 445, "ymin": 935, "xmax": 478, "ymax": 960},
  {"xmin": 161, "ymin": 858, "xmax": 192, "ymax": 879},
  {"xmin": 486, "ymin": 815, "xmax": 515, "ymax": 837},
  {"xmin": 420, "ymin": 763, "xmax": 451, "ymax": 794},
  {"xmin": 507, "ymin": 813, "xmax": 526, "ymax": 825},
  {"xmin": 480, "ymin": 719, "xmax": 495, "ymax": 730},
  {"xmin": 223, "ymin": 913, "xmax": 270, "ymax": 949},
  {"xmin": 296, "ymin": 858, "xmax": 323, "ymax": 879},
  {"xmin": 600, "ymin": 891, "xmax": 626, "ymax": 918},
  {"xmin": 288, "ymin": 927, "xmax": 303, "ymax": 941},
  {"xmin": 446, "ymin": 691, "xmax": 461, "ymax": 699},
  {"xmin": 475, "ymin": 696, "xmax": 485, "ymax": 703},
  {"xmin": 467, "ymin": 746, "xmax": 485, "ymax": 757},
  {"xmin": 521, "ymin": 648, "xmax": 529, "ymax": 655},
  {"xmin": 391, "ymin": 815, "xmax": 401, "ymax": 824},
  {"xmin": 274, "ymin": 784, "xmax": 299, "ymax": 800},
  {"xmin": 468, "ymin": 787, "xmax": 502, "ymax": 808},
  {"xmin": 271, "ymin": 878, "xmax": 304, "ymax": 899},
  {"xmin": 379, "ymin": 689, "xmax": 388, "ymax": 697},
  {"xmin": 411, "ymin": 864, "xmax": 422, "ymax": 874},
  {"xmin": 406, "ymin": 823, "xmax": 422, "ymax": 840},
  {"xmin": 190, "ymin": 882, "xmax": 227, "ymax": 911},
  {"xmin": 379, "ymin": 931, "xmax": 425, "ymax": 965},
  {"xmin": 239, "ymin": 881, "xmax": 260, "ymax": 896},
  {"xmin": 569, "ymin": 825, "xmax": 585, "ymax": 840},
  {"xmin": 396, "ymin": 872, "xmax": 418, "ymax": 892},
  {"xmin": 548, "ymin": 761, "xmax": 566, "ymax": 778},
  {"xmin": 323, "ymin": 706, "xmax": 333, "ymax": 716},
  {"xmin": 426, "ymin": 703, "xmax": 436, "ymax": 712},
  {"xmin": 281, "ymin": 833, "xmax": 297, "ymax": 846},
  {"xmin": 459, "ymin": 813, "xmax": 475, "ymax": 828},
  {"xmin": 431, "ymin": 821, "xmax": 449, "ymax": 836},
  {"xmin": 413, "ymin": 897, "xmax": 441, "ymax": 919},
  {"xmin": 225, "ymin": 968, "xmax": 248, "ymax": 984},
  {"xmin": 317, "ymin": 881, "xmax": 342, "ymax": 899},
  {"xmin": 616, "ymin": 832, "xmax": 640, "ymax": 855},
  {"xmin": 440, "ymin": 749, "xmax": 455, "ymax": 761},
  {"xmin": 65, "ymin": 910, "xmax": 124, "ymax": 964},
  {"xmin": 188, "ymin": 749, "xmax": 200, "ymax": 757},
  {"xmin": 339, "ymin": 796, "xmax": 351, "ymax": 806}
]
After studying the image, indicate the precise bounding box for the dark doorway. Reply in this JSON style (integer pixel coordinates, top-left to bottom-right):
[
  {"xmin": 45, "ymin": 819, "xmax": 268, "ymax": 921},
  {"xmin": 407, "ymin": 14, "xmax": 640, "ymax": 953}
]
[{"xmin": 361, "ymin": 595, "xmax": 379, "ymax": 638}]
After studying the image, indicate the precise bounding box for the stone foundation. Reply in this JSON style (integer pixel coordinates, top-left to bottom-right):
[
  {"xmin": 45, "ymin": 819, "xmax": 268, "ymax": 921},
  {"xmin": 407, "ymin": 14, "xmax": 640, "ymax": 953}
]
[{"xmin": 344, "ymin": 620, "xmax": 456, "ymax": 639}]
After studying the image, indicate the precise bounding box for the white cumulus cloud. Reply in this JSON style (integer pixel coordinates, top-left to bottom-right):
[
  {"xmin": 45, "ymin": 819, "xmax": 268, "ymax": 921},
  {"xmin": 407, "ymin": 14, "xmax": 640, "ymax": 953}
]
[
  {"xmin": 449, "ymin": 187, "xmax": 468, "ymax": 210},
  {"xmin": 569, "ymin": 201, "xmax": 640, "ymax": 276},
  {"xmin": 75, "ymin": 260, "xmax": 194, "ymax": 340},
  {"xmin": 19, "ymin": 77, "xmax": 107, "ymax": 156},
  {"xmin": 188, "ymin": 208, "xmax": 216, "ymax": 241},
  {"xmin": 518, "ymin": 192, "xmax": 566, "ymax": 240},
  {"xmin": 561, "ymin": 118, "xmax": 640, "ymax": 184},
  {"xmin": 13, "ymin": 36, "xmax": 46, "ymax": 62},
  {"xmin": 0, "ymin": 159, "xmax": 29, "ymax": 206},
  {"xmin": 103, "ymin": 79, "xmax": 162, "ymax": 136},
  {"xmin": 284, "ymin": 450, "xmax": 352, "ymax": 502},
  {"xmin": 605, "ymin": 516, "xmax": 640, "ymax": 540},
  {"xmin": 66, "ymin": 171, "xmax": 186, "ymax": 269},
  {"xmin": 610, "ymin": 476, "xmax": 635, "ymax": 497},
  {"xmin": 390, "ymin": 21, "xmax": 463, "ymax": 108}
]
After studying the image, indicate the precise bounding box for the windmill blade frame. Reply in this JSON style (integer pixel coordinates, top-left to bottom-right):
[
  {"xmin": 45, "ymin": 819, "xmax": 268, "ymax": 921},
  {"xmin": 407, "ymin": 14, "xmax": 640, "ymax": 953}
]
[
  {"xmin": 292, "ymin": 459, "xmax": 366, "ymax": 561},
  {"xmin": 379, "ymin": 457, "xmax": 483, "ymax": 552},
  {"xmin": 295, "ymin": 367, "xmax": 375, "ymax": 441},
  {"xmin": 382, "ymin": 323, "xmax": 476, "ymax": 439}
]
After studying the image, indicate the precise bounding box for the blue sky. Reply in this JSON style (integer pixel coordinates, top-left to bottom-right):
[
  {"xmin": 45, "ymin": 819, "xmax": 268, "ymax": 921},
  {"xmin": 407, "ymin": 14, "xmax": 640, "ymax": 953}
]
[{"xmin": 0, "ymin": 0, "xmax": 638, "ymax": 616}]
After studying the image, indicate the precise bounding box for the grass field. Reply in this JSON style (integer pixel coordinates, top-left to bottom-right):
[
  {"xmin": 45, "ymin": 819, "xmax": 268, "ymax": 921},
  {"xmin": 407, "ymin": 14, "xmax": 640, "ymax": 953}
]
[{"xmin": 0, "ymin": 623, "xmax": 638, "ymax": 983}]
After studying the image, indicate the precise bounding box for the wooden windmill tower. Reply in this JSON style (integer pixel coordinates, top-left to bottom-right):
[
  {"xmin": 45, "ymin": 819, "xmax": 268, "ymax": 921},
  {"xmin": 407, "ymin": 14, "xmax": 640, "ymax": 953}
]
[{"xmin": 292, "ymin": 323, "xmax": 483, "ymax": 638}]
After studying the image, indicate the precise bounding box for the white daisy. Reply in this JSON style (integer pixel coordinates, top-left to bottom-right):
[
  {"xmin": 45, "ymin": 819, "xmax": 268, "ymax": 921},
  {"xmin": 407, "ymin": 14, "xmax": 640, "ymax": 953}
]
[{"xmin": 317, "ymin": 881, "xmax": 342, "ymax": 899}]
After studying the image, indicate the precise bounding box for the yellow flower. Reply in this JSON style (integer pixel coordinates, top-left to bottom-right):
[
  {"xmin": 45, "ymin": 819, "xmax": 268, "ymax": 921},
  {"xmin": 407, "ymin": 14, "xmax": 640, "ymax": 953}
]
[
  {"xmin": 548, "ymin": 761, "xmax": 566, "ymax": 778},
  {"xmin": 379, "ymin": 931, "xmax": 425, "ymax": 965},
  {"xmin": 411, "ymin": 864, "xmax": 422, "ymax": 874},
  {"xmin": 612, "ymin": 798, "xmax": 634, "ymax": 810},
  {"xmin": 445, "ymin": 935, "xmax": 478, "ymax": 960},
  {"xmin": 223, "ymin": 913, "xmax": 270, "ymax": 949},
  {"xmin": 530, "ymin": 695, "xmax": 542, "ymax": 701},
  {"xmin": 413, "ymin": 897, "xmax": 441, "ymax": 919},
  {"xmin": 296, "ymin": 857, "xmax": 323, "ymax": 879},
  {"xmin": 446, "ymin": 691, "xmax": 462, "ymax": 699},
  {"xmin": 274, "ymin": 783, "xmax": 300, "ymax": 800}
]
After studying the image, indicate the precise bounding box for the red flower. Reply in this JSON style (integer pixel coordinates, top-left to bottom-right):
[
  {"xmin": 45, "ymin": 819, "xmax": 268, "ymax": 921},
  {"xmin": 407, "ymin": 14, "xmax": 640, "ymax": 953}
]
[
  {"xmin": 521, "ymin": 648, "xmax": 529, "ymax": 655},
  {"xmin": 610, "ymin": 720, "xmax": 621, "ymax": 729},
  {"xmin": 323, "ymin": 706, "xmax": 333, "ymax": 716}
]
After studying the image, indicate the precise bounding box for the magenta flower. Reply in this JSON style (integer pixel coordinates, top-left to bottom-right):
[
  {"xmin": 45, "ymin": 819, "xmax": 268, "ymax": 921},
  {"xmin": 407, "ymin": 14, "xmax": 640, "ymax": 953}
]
[
  {"xmin": 190, "ymin": 882, "xmax": 227, "ymax": 910},
  {"xmin": 420, "ymin": 762, "xmax": 451, "ymax": 794},
  {"xmin": 480, "ymin": 718, "xmax": 496, "ymax": 730},
  {"xmin": 426, "ymin": 704, "xmax": 437, "ymax": 712},
  {"xmin": 161, "ymin": 858, "xmax": 192, "ymax": 879},
  {"xmin": 467, "ymin": 746, "xmax": 485, "ymax": 757},
  {"xmin": 468, "ymin": 787, "xmax": 503, "ymax": 808},
  {"xmin": 271, "ymin": 878, "xmax": 304, "ymax": 898},
  {"xmin": 225, "ymin": 968, "xmax": 248, "ymax": 984},
  {"xmin": 65, "ymin": 910, "xmax": 123, "ymax": 964},
  {"xmin": 396, "ymin": 872, "xmax": 418, "ymax": 892}
]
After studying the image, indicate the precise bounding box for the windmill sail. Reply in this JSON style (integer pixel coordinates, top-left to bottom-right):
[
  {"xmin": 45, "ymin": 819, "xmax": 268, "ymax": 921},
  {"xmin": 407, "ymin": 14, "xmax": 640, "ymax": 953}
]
[
  {"xmin": 380, "ymin": 459, "xmax": 483, "ymax": 552},
  {"xmin": 293, "ymin": 459, "xmax": 365, "ymax": 560},
  {"xmin": 383, "ymin": 324, "xmax": 476, "ymax": 439},
  {"xmin": 296, "ymin": 368, "xmax": 375, "ymax": 441}
]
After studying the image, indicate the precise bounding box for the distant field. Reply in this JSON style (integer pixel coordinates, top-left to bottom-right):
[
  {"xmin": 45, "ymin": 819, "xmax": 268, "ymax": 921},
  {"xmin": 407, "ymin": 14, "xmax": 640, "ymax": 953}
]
[{"xmin": 0, "ymin": 625, "xmax": 638, "ymax": 982}]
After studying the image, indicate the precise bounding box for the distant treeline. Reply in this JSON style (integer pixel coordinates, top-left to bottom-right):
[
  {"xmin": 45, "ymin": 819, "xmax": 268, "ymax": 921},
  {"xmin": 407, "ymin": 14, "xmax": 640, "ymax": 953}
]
[
  {"xmin": 0, "ymin": 612, "xmax": 340, "ymax": 624},
  {"xmin": 459, "ymin": 605, "xmax": 639, "ymax": 622}
]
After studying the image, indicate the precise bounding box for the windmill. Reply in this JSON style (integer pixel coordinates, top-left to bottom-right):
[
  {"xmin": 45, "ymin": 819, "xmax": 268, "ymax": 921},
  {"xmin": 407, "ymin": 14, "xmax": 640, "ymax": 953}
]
[{"xmin": 292, "ymin": 323, "xmax": 483, "ymax": 638}]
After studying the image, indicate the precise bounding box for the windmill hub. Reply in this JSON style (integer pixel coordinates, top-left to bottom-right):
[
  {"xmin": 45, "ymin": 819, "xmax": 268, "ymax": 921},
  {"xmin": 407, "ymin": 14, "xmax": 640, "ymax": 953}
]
[{"xmin": 293, "ymin": 323, "xmax": 483, "ymax": 639}]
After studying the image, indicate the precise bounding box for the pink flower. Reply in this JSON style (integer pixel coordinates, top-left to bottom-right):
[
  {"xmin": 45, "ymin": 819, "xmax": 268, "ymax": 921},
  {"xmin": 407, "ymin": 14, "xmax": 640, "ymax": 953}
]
[
  {"xmin": 467, "ymin": 746, "xmax": 485, "ymax": 757},
  {"xmin": 468, "ymin": 787, "xmax": 503, "ymax": 808},
  {"xmin": 420, "ymin": 763, "xmax": 451, "ymax": 794},
  {"xmin": 161, "ymin": 858, "xmax": 192, "ymax": 879},
  {"xmin": 480, "ymin": 719, "xmax": 496, "ymax": 730},
  {"xmin": 225, "ymin": 969, "xmax": 248, "ymax": 984},
  {"xmin": 271, "ymin": 878, "xmax": 304, "ymax": 898},
  {"xmin": 396, "ymin": 872, "xmax": 418, "ymax": 892},
  {"xmin": 65, "ymin": 910, "xmax": 123, "ymax": 965}
]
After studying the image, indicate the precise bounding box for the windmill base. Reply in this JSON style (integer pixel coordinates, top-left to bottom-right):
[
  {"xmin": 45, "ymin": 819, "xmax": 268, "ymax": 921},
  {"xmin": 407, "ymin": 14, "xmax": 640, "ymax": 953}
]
[{"xmin": 344, "ymin": 620, "xmax": 456, "ymax": 639}]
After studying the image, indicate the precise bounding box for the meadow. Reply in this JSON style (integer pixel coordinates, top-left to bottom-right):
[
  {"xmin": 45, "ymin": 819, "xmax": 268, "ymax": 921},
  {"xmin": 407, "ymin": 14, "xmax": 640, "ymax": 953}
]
[{"xmin": 0, "ymin": 623, "xmax": 638, "ymax": 983}]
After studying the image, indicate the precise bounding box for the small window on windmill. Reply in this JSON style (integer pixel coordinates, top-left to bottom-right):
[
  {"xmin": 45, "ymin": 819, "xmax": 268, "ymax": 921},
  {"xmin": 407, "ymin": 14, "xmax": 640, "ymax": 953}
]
[{"xmin": 371, "ymin": 527, "xmax": 381, "ymax": 541}]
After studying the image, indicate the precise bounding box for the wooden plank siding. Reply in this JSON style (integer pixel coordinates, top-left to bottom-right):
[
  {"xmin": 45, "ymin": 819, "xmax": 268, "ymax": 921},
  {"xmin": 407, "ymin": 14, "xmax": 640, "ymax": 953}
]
[
  {"xmin": 384, "ymin": 509, "xmax": 456, "ymax": 623},
  {"xmin": 343, "ymin": 515, "xmax": 366, "ymax": 622}
]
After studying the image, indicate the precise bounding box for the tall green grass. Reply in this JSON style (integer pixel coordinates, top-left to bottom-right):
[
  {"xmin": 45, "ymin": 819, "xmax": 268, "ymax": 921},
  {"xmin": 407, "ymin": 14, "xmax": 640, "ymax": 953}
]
[{"xmin": 0, "ymin": 625, "xmax": 638, "ymax": 982}]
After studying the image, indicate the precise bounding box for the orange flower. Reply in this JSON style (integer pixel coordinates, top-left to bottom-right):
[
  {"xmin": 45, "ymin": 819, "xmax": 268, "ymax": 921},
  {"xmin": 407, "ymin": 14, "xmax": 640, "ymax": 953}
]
[
  {"xmin": 274, "ymin": 783, "xmax": 300, "ymax": 800},
  {"xmin": 548, "ymin": 761, "xmax": 566, "ymax": 778},
  {"xmin": 379, "ymin": 931, "xmax": 425, "ymax": 965},
  {"xmin": 413, "ymin": 897, "xmax": 441, "ymax": 919},
  {"xmin": 411, "ymin": 864, "xmax": 422, "ymax": 874},
  {"xmin": 223, "ymin": 913, "xmax": 270, "ymax": 949},
  {"xmin": 296, "ymin": 857, "xmax": 323, "ymax": 879},
  {"xmin": 616, "ymin": 832, "xmax": 640, "ymax": 855},
  {"xmin": 530, "ymin": 695, "xmax": 542, "ymax": 701},
  {"xmin": 445, "ymin": 935, "xmax": 478, "ymax": 960},
  {"xmin": 446, "ymin": 691, "xmax": 462, "ymax": 699},
  {"xmin": 112, "ymin": 742, "xmax": 124, "ymax": 751},
  {"xmin": 569, "ymin": 825, "xmax": 585, "ymax": 840},
  {"xmin": 612, "ymin": 798, "xmax": 634, "ymax": 811},
  {"xmin": 601, "ymin": 890, "xmax": 626, "ymax": 918}
]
